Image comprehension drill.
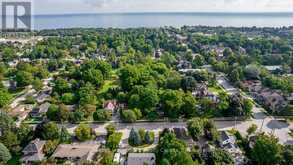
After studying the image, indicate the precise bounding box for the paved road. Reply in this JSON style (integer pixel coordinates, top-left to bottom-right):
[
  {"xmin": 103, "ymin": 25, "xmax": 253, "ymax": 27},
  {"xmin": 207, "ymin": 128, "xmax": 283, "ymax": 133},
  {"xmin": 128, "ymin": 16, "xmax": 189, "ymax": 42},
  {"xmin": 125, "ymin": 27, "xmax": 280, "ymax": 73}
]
[
  {"xmin": 60, "ymin": 115, "xmax": 292, "ymax": 146},
  {"xmin": 216, "ymin": 75, "xmax": 239, "ymax": 95}
]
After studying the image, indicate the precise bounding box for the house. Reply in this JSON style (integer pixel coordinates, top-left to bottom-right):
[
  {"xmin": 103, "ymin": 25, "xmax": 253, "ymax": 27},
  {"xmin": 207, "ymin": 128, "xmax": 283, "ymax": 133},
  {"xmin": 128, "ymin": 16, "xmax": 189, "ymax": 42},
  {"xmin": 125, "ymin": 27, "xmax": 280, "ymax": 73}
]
[
  {"xmin": 30, "ymin": 102, "xmax": 51, "ymax": 118},
  {"xmin": 153, "ymin": 49, "xmax": 162, "ymax": 59},
  {"xmin": 239, "ymin": 47, "xmax": 246, "ymax": 54},
  {"xmin": 175, "ymin": 34, "xmax": 188, "ymax": 43},
  {"xmin": 2, "ymin": 80, "xmax": 17, "ymax": 90},
  {"xmin": 178, "ymin": 68, "xmax": 203, "ymax": 74},
  {"xmin": 177, "ymin": 60, "xmax": 192, "ymax": 69},
  {"xmin": 52, "ymin": 143, "xmax": 100, "ymax": 164},
  {"xmin": 193, "ymin": 83, "xmax": 219, "ymax": 103},
  {"xmin": 8, "ymin": 105, "xmax": 32, "ymax": 123},
  {"xmin": 96, "ymin": 132, "xmax": 107, "ymax": 145},
  {"xmin": 36, "ymin": 92, "xmax": 50, "ymax": 104},
  {"xmin": 193, "ymin": 83, "xmax": 208, "ymax": 98},
  {"xmin": 21, "ymin": 139, "xmax": 46, "ymax": 165},
  {"xmin": 242, "ymin": 80, "xmax": 288, "ymax": 112},
  {"xmin": 171, "ymin": 127, "xmax": 194, "ymax": 149},
  {"xmin": 264, "ymin": 65, "xmax": 282, "ymax": 73},
  {"xmin": 219, "ymin": 131, "xmax": 235, "ymax": 146},
  {"xmin": 103, "ymin": 100, "xmax": 118, "ymax": 113},
  {"xmin": 219, "ymin": 131, "xmax": 245, "ymax": 165},
  {"xmin": 127, "ymin": 153, "xmax": 156, "ymax": 165},
  {"xmin": 262, "ymin": 92, "xmax": 287, "ymax": 112}
]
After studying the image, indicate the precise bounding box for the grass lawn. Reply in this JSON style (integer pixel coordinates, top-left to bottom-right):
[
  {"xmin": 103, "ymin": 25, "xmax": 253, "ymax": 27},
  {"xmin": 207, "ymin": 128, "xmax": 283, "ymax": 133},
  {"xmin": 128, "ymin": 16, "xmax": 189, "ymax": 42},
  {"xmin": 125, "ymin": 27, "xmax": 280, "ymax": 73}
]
[
  {"xmin": 7, "ymin": 155, "xmax": 21, "ymax": 165},
  {"xmin": 98, "ymin": 79, "xmax": 119, "ymax": 94},
  {"xmin": 208, "ymin": 85, "xmax": 225, "ymax": 95},
  {"xmin": 23, "ymin": 117, "xmax": 42, "ymax": 124}
]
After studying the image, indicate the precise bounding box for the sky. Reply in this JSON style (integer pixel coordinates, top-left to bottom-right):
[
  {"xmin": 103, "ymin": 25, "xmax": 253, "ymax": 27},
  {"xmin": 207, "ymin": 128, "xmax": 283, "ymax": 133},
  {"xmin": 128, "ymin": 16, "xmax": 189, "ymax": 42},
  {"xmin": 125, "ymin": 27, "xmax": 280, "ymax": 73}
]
[{"xmin": 10, "ymin": 0, "xmax": 293, "ymax": 14}]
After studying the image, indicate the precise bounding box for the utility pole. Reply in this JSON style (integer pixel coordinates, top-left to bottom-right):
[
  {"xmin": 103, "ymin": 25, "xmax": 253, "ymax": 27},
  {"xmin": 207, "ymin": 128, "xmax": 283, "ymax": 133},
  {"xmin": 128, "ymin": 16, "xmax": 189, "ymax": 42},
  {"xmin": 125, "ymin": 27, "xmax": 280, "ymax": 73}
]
[{"xmin": 260, "ymin": 118, "xmax": 265, "ymax": 132}]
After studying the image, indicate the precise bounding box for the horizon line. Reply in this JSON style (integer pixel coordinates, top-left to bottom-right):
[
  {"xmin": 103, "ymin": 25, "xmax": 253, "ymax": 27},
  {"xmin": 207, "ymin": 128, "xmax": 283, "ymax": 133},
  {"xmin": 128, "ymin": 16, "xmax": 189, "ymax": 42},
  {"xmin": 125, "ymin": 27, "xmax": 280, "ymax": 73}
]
[{"xmin": 32, "ymin": 11, "xmax": 293, "ymax": 16}]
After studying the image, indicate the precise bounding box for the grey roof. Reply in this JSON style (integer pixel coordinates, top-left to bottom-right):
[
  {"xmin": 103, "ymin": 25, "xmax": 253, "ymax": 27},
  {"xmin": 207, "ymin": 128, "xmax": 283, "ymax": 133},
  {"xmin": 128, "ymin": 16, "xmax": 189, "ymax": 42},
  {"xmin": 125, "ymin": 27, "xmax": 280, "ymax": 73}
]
[
  {"xmin": 52, "ymin": 143, "xmax": 99, "ymax": 160},
  {"xmin": 264, "ymin": 65, "xmax": 282, "ymax": 71},
  {"xmin": 224, "ymin": 143, "xmax": 235, "ymax": 149},
  {"xmin": 173, "ymin": 127, "xmax": 190, "ymax": 140},
  {"xmin": 220, "ymin": 131, "xmax": 230, "ymax": 141},
  {"xmin": 39, "ymin": 102, "xmax": 51, "ymax": 113},
  {"xmin": 22, "ymin": 139, "xmax": 46, "ymax": 153},
  {"xmin": 127, "ymin": 153, "xmax": 156, "ymax": 165},
  {"xmin": 21, "ymin": 152, "xmax": 45, "ymax": 162}
]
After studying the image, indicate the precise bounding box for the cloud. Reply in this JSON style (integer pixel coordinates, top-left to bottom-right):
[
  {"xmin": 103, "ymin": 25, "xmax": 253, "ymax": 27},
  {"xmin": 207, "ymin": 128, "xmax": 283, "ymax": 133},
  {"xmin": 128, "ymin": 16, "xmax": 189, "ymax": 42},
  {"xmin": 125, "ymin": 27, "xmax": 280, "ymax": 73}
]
[
  {"xmin": 266, "ymin": 0, "xmax": 293, "ymax": 7},
  {"xmin": 83, "ymin": 0, "xmax": 117, "ymax": 8},
  {"xmin": 32, "ymin": 0, "xmax": 293, "ymax": 14}
]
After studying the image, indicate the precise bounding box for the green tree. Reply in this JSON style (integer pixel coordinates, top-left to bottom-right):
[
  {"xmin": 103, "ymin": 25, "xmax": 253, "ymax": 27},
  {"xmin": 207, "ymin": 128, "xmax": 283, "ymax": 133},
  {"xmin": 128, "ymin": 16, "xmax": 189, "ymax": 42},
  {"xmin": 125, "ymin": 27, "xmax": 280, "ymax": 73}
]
[
  {"xmin": 244, "ymin": 64, "xmax": 261, "ymax": 80},
  {"xmin": 0, "ymin": 131, "xmax": 20, "ymax": 154},
  {"xmin": 41, "ymin": 122, "xmax": 60, "ymax": 140},
  {"xmin": 106, "ymin": 132, "xmax": 122, "ymax": 151},
  {"xmin": 166, "ymin": 72, "xmax": 182, "ymax": 90},
  {"xmin": 32, "ymin": 78, "xmax": 44, "ymax": 91},
  {"xmin": 187, "ymin": 118, "xmax": 204, "ymax": 140},
  {"xmin": 54, "ymin": 78, "xmax": 70, "ymax": 95},
  {"xmin": 79, "ymin": 104, "xmax": 96, "ymax": 119},
  {"xmin": 138, "ymin": 128, "xmax": 146, "ymax": 142},
  {"xmin": 121, "ymin": 110, "xmax": 137, "ymax": 123},
  {"xmin": 206, "ymin": 149, "xmax": 234, "ymax": 165},
  {"xmin": 74, "ymin": 124, "xmax": 93, "ymax": 142},
  {"xmin": 144, "ymin": 131, "xmax": 154, "ymax": 144},
  {"xmin": 58, "ymin": 104, "xmax": 70, "ymax": 122},
  {"xmin": 83, "ymin": 69, "xmax": 103, "ymax": 86},
  {"xmin": 181, "ymin": 93, "xmax": 198, "ymax": 118},
  {"xmin": 251, "ymin": 134, "xmax": 282, "ymax": 165},
  {"xmin": 156, "ymin": 133, "xmax": 194, "ymax": 165},
  {"xmin": 0, "ymin": 143, "xmax": 11, "ymax": 163},
  {"xmin": 129, "ymin": 86, "xmax": 159, "ymax": 110},
  {"xmin": 119, "ymin": 65, "xmax": 140, "ymax": 91},
  {"xmin": 46, "ymin": 104, "xmax": 59, "ymax": 121},
  {"xmin": 69, "ymin": 110, "xmax": 85, "ymax": 123},
  {"xmin": 78, "ymin": 83, "xmax": 97, "ymax": 105},
  {"xmin": 61, "ymin": 93, "xmax": 75, "ymax": 105},
  {"xmin": 59, "ymin": 126, "xmax": 71, "ymax": 143},
  {"xmin": 203, "ymin": 119, "xmax": 219, "ymax": 141},
  {"xmin": 281, "ymin": 145, "xmax": 293, "ymax": 165},
  {"xmin": 2, "ymin": 47, "xmax": 16, "ymax": 62},
  {"xmin": 181, "ymin": 76, "xmax": 197, "ymax": 92},
  {"xmin": 43, "ymin": 140, "xmax": 59, "ymax": 156},
  {"xmin": 161, "ymin": 90, "xmax": 183, "ymax": 118},
  {"xmin": 100, "ymin": 149, "xmax": 115, "ymax": 165},
  {"xmin": 0, "ymin": 112, "xmax": 14, "ymax": 135},
  {"xmin": 17, "ymin": 123, "xmax": 34, "ymax": 146},
  {"xmin": 93, "ymin": 109, "xmax": 111, "ymax": 121},
  {"xmin": 128, "ymin": 128, "xmax": 142, "ymax": 146},
  {"xmin": 15, "ymin": 71, "xmax": 33, "ymax": 87},
  {"xmin": 106, "ymin": 124, "xmax": 116, "ymax": 137},
  {"xmin": 0, "ymin": 89, "xmax": 12, "ymax": 108},
  {"xmin": 247, "ymin": 124, "xmax": 258, "ymax": 136},
  {"xmin": 243, "ymin": 99, "xmax": 253, "ymax": 117},
  {"xmin": 95, "ymin": 60, "xmax": 112, "ymax": 79},
  {"xmin": 217, "ymin": 92, "xmax": 229, "ymax": 111}
]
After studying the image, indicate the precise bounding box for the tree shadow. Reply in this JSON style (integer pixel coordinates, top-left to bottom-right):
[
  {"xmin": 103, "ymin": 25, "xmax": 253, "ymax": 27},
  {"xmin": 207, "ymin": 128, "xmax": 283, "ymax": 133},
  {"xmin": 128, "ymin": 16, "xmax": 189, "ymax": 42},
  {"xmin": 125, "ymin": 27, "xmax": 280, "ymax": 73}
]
[
  {"xmin": 253, "ymin": 112, "xmax": 266, "ymax": 120},
  {"xmin": 266, "ymin": 120, "xmax": 289, "ymax": 129}
]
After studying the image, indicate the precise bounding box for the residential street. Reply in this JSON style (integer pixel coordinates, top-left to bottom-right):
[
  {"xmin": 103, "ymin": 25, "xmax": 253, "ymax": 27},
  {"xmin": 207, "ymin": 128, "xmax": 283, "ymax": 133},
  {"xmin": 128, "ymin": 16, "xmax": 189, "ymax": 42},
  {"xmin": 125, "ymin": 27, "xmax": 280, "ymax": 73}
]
[{"xmin": 216, "ymin": 75, "xmax": 292, "ymax": 144}]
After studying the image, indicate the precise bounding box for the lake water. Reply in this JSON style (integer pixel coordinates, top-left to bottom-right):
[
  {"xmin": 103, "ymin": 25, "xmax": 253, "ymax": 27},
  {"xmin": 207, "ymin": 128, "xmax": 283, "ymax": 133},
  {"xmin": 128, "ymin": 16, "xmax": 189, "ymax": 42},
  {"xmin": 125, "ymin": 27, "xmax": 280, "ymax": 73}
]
[{"xmin": 17, "ymin": 12, "xmax": 293, "ymax": 29}]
